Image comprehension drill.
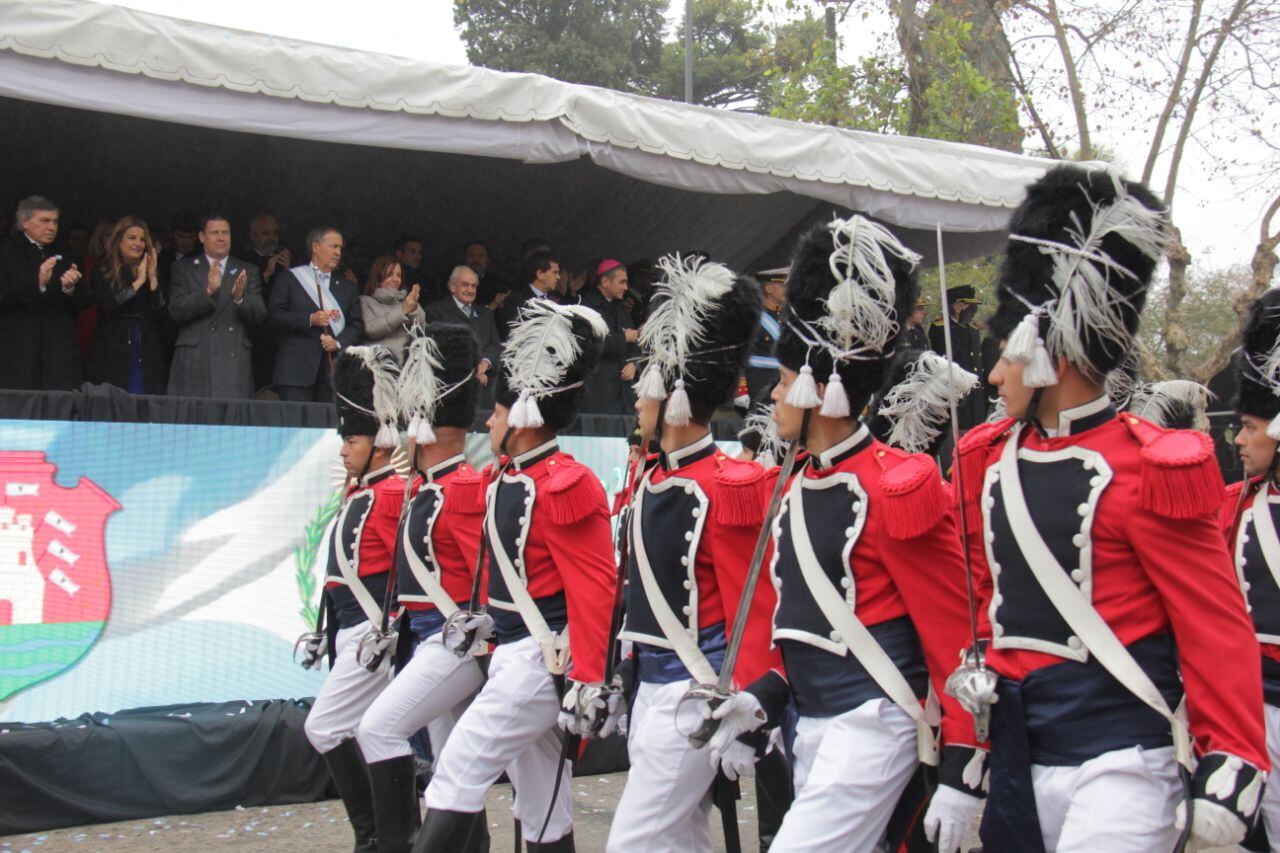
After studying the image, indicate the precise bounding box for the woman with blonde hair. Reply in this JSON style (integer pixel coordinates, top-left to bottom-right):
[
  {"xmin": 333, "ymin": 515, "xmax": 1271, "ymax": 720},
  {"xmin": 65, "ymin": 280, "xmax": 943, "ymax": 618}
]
[
  {"xmin": 87, "ymin": 215, "xmax": 167, "ymax": 393},
  {"xmin": 360, "ymin": 254, "xmax": 424, "ymax": 363}
]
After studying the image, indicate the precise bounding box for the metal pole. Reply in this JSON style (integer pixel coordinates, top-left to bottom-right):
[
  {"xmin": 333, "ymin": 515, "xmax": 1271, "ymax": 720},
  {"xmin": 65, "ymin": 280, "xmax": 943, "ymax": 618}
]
[{"xmin": 684, "ymin": 0, "xmax": 693, "ymax": 103}]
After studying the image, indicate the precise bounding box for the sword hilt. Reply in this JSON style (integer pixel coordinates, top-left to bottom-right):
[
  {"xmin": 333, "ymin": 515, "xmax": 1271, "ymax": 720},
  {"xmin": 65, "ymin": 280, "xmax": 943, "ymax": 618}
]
[
  {"xmin": 355, "ymin": 628, "xmax": 396, "ymax": 672},
  {"xmin": 294, "ymin": 631, "xmax": 327, "ymax": 670},
  {"xmin": 443, "ymin": 606, "xmax": 488, "ymax": 658},
  {"xmin": 680, "ymin": 682, "xmax": 733, "ymax": 749}
]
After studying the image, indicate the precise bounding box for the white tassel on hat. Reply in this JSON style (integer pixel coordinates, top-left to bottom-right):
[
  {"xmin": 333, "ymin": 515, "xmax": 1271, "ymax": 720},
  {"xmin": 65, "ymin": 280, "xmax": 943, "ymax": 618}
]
[
  {"xmin": 508, "ymin": 390, "xmax": 545, "ymax": 430},
  {"xmin": 1002, "ymin": 310, "xmax": 1041, "ymax": 363},
  {"xmin": 665, "ymin": 378, "xmax": 693, "ymax": 426},
  {"xmin": 415, "ymin": 418, "xmax": 437, "ymax": 445},
  {"xmin": 635, "ymin": 361, "xmax": 668, "ymax": 401},
  {"xmin": 786, "ymin": 363, "xmax": 822, "ymax": 409},
  {"xmin": 375, "ymin": 420, "xmax": 400, "ymax": 450},
  {"xmin": 1266, "ymin": 414, "xmax": 1280, "ymax": 442},
  {"xmin": 819, "ymin": 371, "xmax": 851, "ymax": 418},
  {"xmin": 1023, "ymin": 340, "xmax": 1059, "ymax": 388}
]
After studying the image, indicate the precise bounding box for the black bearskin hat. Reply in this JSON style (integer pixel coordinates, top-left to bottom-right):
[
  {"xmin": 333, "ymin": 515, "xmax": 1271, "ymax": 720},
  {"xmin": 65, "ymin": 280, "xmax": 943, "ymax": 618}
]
[
  {"xmin": 633, "ymin": 256, "xmax": 762, "ymax": 425},
  {"xmin": 1236, "ymin": 289, "xmax": 1280, "ymax": 424},
  {"xmin": 989, "ymin": 164, "xmax": 1167, "ymax": 384},
  {"xmin": 495, "ymin": 300, "xmax": 607, "ymax": 432},
  {"xmin": 399, "ymin": 323, "xmax": 481, "ymax": 443},
  {"xmin": 776, "ymin": 216, "xmax": 920, "ymax": 416},
  {"xmin": 334, "ymin": 346, "xmax": 401, "ymax": 446}
]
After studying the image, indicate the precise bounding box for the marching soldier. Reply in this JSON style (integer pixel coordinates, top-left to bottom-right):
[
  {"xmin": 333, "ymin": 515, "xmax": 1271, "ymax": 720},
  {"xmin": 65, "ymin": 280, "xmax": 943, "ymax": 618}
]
[
  {"xmin": 301, "ymin": 346, "xmax": 407, "ymax": 853},
  {"xmin": 606, "ymin": 256, "xmax": 782, "ymax": 853},
  {"xmin": 1222, "ymin": 288, "xmax": 1280, "ymax": 844},
  {"xmin": 699, "ymin": 218, "xmax": 984, "ymax": 851},
  {"xmin": 416, "ymin": 300, "xmax": 616, "ymax": 852},
  {"xmin": 950, "ymin": 164, "xmax": 1267, "ymax": 851},
  {"xmin": 929, "ymin": 284, "xmax": 986, "ymax": 429},
  {"xmin": 354, "ymin": 324, "xmax": 488, "ymax": 853}
]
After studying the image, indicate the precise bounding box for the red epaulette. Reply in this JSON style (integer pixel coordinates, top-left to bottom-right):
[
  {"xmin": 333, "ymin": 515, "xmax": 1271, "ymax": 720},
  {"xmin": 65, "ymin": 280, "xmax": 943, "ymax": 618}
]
[
  {"xmin": 373, "ymin": 474, "xmax": 406, "ymax": 516},
  {"xmin": 953, "ymin": 418, "xmax": 1014, "ymax": 533},
  {"xmin": 713, "ymin": 456, "xmax": 772, "ymax": 527},
  {"xmin": 544, "ymin": 455, "xmax": 607, "ymax": 525},
  {"xmin": 878, "ymin": 449, "xmax": 952, "ymax": 540},
  {"xmin": 1120, "ymin": 414, "xmax": 1225, "ymax": 519},
  {"xmin": 444, "ymin": 466, "xmax": 485, "ymax": 515}
]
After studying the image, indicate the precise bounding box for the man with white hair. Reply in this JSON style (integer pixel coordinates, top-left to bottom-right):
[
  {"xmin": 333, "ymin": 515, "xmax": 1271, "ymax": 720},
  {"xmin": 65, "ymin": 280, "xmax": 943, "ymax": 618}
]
[{"xmin": 425, "ymin": 265, "xmax": 500, "ymax": 405}]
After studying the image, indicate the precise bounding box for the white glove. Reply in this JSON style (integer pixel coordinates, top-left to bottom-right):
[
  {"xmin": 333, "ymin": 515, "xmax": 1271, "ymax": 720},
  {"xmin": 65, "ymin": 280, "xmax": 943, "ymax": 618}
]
[
  {"xmin": 443, "ymin": 611, "xmax": 494, "ymax": 656},
  {"xmin": 597, "ymin": 686, "xmax": 628, "ymax": 737},
  {"xmin": 558, "ymin": 682, "xmax": 606, "ymax": 735},
  {"xmin": 924, "ymin": 785, "xmax": 983, "ymax": 853},
  {"xmin": 703, "ymin": 690, "xmax": 766, "ymax": 756},
  {"xmin": 714, "ymin": 739, "xmax": 758, "ymax": 782},
  {"xmin": 1176, "ymin": 798, "xmax": 1248, "ymax": 851}
]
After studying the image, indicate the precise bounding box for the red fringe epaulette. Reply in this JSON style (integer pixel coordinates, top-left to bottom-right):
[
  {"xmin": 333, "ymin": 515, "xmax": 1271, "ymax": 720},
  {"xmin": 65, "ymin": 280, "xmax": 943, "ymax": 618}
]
[
  {"xmin": 444, "ymin": 469, "xmax": 485, "ymax": 515},
  {"xmin": 1121, "ymin": 415, "xmax": 1225, "ymax": 520},
  {"xmin": 879, "ymin": 452, "xmax": 952, "ymax": 540},
  {"xmin": 375, "ymin": 475, "xmax": 407, "ymax": 519},
  {"xmin": 713, "ymin": 456, "xmax": 772, "ymax": 527},
  {"xmin": 953, "ymin": 418, "xmax": 1014, "ymax": 535},
  {"xmin": 545, "ymin": 456, "xmax": 607, "ymax": 525}
]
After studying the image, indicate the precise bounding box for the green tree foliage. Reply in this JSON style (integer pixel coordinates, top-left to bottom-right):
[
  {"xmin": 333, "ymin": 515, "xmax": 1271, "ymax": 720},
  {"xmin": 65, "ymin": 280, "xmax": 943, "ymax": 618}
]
[
  {"xmin": 650, "ymin": 0, "xmax": 769, "ymax": 108},
  {"xmin": 453, "ymin": 0, "xmax": 669, "ymax": 92}
]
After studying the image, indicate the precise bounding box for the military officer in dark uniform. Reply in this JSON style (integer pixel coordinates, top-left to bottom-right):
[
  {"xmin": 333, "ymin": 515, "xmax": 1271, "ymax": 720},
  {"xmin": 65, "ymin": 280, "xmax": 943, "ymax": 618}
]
[
  {"xmin": 929, "ymin": 284, "xmax": 986, "ymax": 429},
  {"xmin": 901, "ymin": 296, "xmax": 929, "ymax": 352},
  {"xmin": 744, "ymin": 267, "xmax": 786, "ymax": 407}
]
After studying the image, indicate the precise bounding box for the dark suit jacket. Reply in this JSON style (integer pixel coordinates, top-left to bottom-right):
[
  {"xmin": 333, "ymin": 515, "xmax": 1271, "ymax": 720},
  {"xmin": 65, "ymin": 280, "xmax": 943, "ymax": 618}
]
[
  {"xmin": 0, "ymin": 232, "xmax": 90, "ymax": 390},
  {"xmin": 496, "ymin": 284, "xmax": 546, "ymax": 341},
  {"xmin": 167, "ymin": 255, "xmax": 267, "ymax": 399},
  {"xmin": 577, "ymin": 286, "xmax": 637, "ymax": 414},
  {"xmin": 425, "ymin": 297, "xmax": 501, "ymax": 369},
  {"xmin": 269, "ymin": 267, "xmax": 363, "ymax": 388}
]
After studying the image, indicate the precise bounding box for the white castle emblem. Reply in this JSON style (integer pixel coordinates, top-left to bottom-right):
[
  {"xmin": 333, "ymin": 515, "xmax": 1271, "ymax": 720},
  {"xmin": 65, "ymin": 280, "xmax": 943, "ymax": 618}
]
[{"xmin": 0, "ymin": 505, "xmax": 43, "ymax": 624}]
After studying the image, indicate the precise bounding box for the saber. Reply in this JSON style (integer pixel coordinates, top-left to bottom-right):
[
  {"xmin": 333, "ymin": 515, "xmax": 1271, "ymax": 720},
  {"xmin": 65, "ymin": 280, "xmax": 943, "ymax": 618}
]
[
  {"xmin": 934, "ymin": 224, "xmax": 998, "ymax": 741},
  {"xmin": 683, "ymin": 413, "xmax": 807, "ymax": 749},
  {"xmin": 356, "ymin": 447, "xmax": 418, "ymax": 672},
  {"xmin": 444, "ymin": 428, "xmax": 514, "ymax": 656}
]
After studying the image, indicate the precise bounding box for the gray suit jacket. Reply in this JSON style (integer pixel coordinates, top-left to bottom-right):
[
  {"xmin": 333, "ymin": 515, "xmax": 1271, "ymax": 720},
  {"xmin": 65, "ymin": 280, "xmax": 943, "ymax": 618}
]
[{"xmin": 167, "ymin": 255, "xmax": 267, "ymax": 398}]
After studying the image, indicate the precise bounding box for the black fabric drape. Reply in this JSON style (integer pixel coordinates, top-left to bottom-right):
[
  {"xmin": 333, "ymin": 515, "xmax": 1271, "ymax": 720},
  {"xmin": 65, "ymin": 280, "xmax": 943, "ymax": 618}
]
[{"xmin": 0, "ymin": 699, "xmax": 330, "ymax": 835}]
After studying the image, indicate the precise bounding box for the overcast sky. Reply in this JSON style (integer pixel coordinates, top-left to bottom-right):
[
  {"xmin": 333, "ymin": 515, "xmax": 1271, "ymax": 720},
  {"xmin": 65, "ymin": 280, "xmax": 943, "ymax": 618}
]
[{"xmin": 109, "ymin": 0, "xmax": 1272, "ymax": 272}]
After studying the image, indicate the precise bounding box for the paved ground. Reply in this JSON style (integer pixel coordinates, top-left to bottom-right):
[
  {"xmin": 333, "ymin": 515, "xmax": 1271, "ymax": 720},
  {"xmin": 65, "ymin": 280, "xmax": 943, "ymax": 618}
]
[{"xmin": 0, "ymin": 774, "xmax": 758, "ymax": 853}]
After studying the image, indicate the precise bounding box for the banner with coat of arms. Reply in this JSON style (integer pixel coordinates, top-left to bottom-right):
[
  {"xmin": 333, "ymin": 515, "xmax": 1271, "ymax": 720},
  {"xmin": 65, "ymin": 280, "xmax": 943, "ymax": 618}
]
[{"xmin": 0, "ymin": 419, "xmax": 638, "ymax": 724}]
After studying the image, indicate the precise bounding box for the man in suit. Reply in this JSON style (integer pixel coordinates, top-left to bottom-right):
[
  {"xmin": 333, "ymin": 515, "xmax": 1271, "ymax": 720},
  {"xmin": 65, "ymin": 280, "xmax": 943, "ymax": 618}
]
[
  {"xmin": 425, "ymin": 264, "xmax": 499, "ymax": 407},
  {"xmin": 269, "ymin": 226, "xmax": 363, "ymax": 402},
  {"xmin": 239, "ymin": 213, "xmax": 293, "ymax": 395},
  {"xmin": 464, "ymin": 239, "xmax": 508, "ymax": 314},
  {"xmin": 167, "ymin": 214, "xmax": 267, "ymax": 399},
  {"xmin": 0, "ymin": 195, "xmax": 87, "ymax": 390},
  {"xmin": 496, "ymin": 250, "xmax": 559, "ymax": 341},
  {"xmin": 928, "ymin": 284, "xmax": 987, "ymax": 429}
]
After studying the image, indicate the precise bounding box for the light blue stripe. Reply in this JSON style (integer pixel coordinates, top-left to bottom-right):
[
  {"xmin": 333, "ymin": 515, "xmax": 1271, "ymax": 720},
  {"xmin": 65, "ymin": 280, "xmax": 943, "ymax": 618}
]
[
  {"xmin": 748, "ymin": 356, "xmax": 780, "ymax": 369},
  {"xmin": 759, "ymin": 313, "xmax": 781, "ymax": 339}
]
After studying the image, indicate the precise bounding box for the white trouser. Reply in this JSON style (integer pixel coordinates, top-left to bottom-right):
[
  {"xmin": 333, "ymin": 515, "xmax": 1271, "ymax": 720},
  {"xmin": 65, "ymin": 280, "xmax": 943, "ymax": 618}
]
[
  {"xmin": 771, "ymin": 698, "xmax": 918, "ymax": 852},
  {"xmin": 1031, "ymin": 745, "xmax": 1181, "ymax": 853},
  {"xmin": 356, "ymin": 630, "xmax": 486, "ymax": 765},
  {"xmin": 607, "ymin": 679, "xmax": 717, "ymax": 853},
  {"xmin": 425, "ymin": 635, "xmax": 572, "ymax": 843},
  {"xmin": 304, "ymin": 622, "xmax": 394, "ymax": 754},
  {"xmin": 1261, "ymin": 703, "xmax": 1280, "ymax": 851}
]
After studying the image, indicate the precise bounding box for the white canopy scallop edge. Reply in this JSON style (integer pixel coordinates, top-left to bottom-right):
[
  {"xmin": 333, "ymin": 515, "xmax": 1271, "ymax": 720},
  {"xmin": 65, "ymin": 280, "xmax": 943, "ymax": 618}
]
[{"xmin": 0, "ymin": 0, "xmax": 1061, "ymax": 244}]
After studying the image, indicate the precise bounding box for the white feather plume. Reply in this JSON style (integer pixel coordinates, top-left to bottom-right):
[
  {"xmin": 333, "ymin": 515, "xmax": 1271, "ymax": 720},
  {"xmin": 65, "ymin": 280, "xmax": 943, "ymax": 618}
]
[
  {"xmin": 502, "ymin": 299, "xmax": 607, "ymax": 397},
  {"xmin": 398, "ymin": 331, "xmax": 446, "ymax": 427},
  {"xmin": 1104, "ymin": 365, "xmax": 1138, "ymax": 409},
  {"xmin": 1128, "ymin": 379, "xmax": 1212, "ymax": 431},
  {"xmin": 1041, "ymin": 176, "xmax": 1169, "ymax": 376},
  {"xmin": 987, "ymin": 395, "xmax": 1008, "ymax": 423},
  {"xmin": 739, "ymin": 403, "xmax": 783, "ymax": 469},
  {"xmin": 344, "ymin": 344, "xmax": 402, "ymax": 446},
  {"xmin": 877, "ymin": 351, "xmax": 979, "ymax": 453},
  {"xmin": 638, "ymin": 255, "xmax": 737, "ymax": 389},
  {"xmin": 823, "ymin": 216, "xmax": 921, "ymax": 353}
]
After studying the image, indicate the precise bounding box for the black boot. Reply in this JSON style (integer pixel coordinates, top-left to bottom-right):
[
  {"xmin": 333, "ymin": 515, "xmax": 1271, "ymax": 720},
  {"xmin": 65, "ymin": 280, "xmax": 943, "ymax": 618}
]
[
  {"xmin": 322, "ymin": 739, "xmax": 379, "ymax": 853},
  {"xmin": 412, "ymin": 808, "xmax": 489, "ymax": 853},
  {"xmin": 526, "ymin": 830, "xmax": 574, "ymax": 852},
  {"xmin": 367, "ymin": 754, "xmax": 420, "ymax": 853},
  {"xmin": 754, "ymin": 748, "xmax": 794, "ymax": 852}
]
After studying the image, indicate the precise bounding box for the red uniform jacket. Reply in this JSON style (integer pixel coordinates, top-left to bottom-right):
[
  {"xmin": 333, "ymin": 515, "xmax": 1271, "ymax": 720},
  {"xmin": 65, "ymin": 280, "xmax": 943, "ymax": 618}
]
[
  {"xmin": 619, "ymin": 432, "xmax": 782, "ymax": 689},
  {"xmin": 1221, "ymin": 477, "xmax": 1280, "ymax": 672},
  {"xmin": 768, "ymin": 427, "xmax": 979, "ymax": 748},
  {"xmin": 324, "ymin": 465, "xmax": 405, "ymax": 627},
  {"xmin": 484, "ymin": 441, "xmax": 616, "ymax": 684},
  {"xmin": 397, "ymin": 454, "xmax": 485, "ymax": 612},
  {"xmin": 954, "ymin": 402, "xmax": 1266, "ymax": 768}
]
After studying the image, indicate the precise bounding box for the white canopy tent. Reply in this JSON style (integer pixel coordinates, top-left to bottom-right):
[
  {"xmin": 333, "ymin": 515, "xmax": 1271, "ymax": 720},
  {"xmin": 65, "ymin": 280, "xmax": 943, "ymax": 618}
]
[{"xmin": 0, "ymin": 0, "xmax": 1060, "ymax": 270}]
